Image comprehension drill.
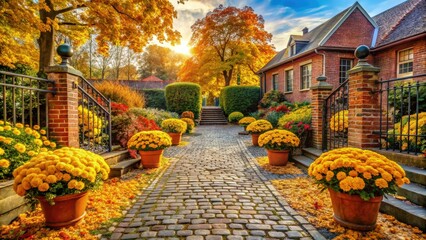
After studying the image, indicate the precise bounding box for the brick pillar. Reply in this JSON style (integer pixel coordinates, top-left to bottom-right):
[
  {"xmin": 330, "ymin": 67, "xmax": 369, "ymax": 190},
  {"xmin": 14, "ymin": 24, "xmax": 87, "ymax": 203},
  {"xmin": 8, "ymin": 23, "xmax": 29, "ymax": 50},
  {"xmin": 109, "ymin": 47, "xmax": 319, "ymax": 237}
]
[
  {"xmin": 347, "ymin": 54, "xmax": 381, "ymax": 148},
  {"xmin": 45, "ymin": 45, "xmax": 82, "ymax": 148},
  {"xmin": 310, "ymin": 76, "xmax": 333, "ymax": 150}
]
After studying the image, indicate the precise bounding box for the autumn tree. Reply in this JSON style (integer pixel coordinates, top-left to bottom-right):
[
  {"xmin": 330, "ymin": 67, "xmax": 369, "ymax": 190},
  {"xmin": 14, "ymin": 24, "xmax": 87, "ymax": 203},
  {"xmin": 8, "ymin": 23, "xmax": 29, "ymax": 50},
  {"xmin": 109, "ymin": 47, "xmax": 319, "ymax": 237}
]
[
  {"xmin": 181, "ymin": 5, "xmax": 275, "ymax": 87},
  {"xmin": 0, "ymin": 0, "xmax": 185, "ymax": 76},
  {"xmin": 139, "ymin": 45, "xmax": 188, "ymax": 80}
]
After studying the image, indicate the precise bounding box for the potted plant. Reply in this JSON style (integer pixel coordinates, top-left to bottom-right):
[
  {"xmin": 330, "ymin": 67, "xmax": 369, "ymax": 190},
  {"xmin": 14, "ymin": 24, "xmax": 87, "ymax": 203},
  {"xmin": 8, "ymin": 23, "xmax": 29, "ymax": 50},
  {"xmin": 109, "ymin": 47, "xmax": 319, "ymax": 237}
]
[
  {"xmin": 181, "ymin": 118, "xmax": 195, "ymax": 133},
  {"xmin": 246, "ymin": 120, "xmax": 273, "ymax": 146},
  {"xmin": 258, "ymin": 129, "xmax": 300, "ymax": 166},
  {"xmin": 238, "ymin": 117, "xmax": 256, "ymax": 132},
  {"xmin": 12, "ymin": 147, "xmax": 110, "ymax": 228},
  {"xmin": 161, "ymin": 119, "xmax": 187, "ymax": 145},
  {"xmin": 127, "ymin": 130, "xmax": 172, "ymax": 168},
  {"xmin": 308, "ymin": 147, "xmax": 410, "ymax": 231}
]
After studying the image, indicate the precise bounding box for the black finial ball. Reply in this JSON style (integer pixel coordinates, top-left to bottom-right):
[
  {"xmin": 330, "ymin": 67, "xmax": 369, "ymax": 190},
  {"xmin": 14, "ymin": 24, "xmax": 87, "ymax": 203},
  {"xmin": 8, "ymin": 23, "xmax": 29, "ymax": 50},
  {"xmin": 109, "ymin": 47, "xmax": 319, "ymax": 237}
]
[
  {"xmin": 354, "ymin": 45, "xmax": 370, "ymax": 59},
  {"xmin": 57, "ymin": 44, "xmax": 73, "ymax": 58}
]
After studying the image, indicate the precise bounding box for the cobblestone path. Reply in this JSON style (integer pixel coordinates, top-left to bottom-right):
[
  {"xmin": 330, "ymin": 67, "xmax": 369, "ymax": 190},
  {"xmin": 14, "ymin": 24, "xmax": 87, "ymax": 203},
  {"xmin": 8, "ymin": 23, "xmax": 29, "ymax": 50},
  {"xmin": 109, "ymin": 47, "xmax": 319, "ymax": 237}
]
[{"xmin": 109, "ymin": 126, "xmax": 325, "ymax": 240}]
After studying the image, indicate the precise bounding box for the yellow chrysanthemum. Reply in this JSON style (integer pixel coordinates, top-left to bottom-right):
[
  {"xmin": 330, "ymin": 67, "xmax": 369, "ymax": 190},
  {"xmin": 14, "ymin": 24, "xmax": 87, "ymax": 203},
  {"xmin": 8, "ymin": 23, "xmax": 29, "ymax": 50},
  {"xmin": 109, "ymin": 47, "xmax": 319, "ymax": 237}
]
[
  {"xmin": 336, "ymin": 172, "xmax": 347, "ymax": 181},
  {"xmin": 0, "ymin": 159, "xmax": 10, "ymax": 168},
  {"xmin": 375, "ymin": 178, "xmax": 389, "ymax": 189},
  {"xmin": 38, "ymin": 183, "xmax": 49, "ymax": 192}
]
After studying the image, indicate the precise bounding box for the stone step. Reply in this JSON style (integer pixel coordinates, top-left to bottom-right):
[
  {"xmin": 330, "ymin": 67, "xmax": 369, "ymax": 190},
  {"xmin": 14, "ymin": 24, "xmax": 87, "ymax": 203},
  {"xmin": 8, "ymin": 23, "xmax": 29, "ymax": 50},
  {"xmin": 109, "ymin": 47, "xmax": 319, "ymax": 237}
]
[
  {"xmin": 397, "ymin": 183, "xmax": 426, "ymax": 207},
  {"xmin": 291, "ymin": 154, "xmax": 313, "ymax": 171},
  {"xmin": 302, "ymin": 147, "xmax": 323, "ymax": 160},
  {"xmin": 371, "ymin": 148, "xmax": 426, "ymax": 169},
  {"xmin": 101, "ymin": 149, "xmax": 130, "ymax": 166},
  {"xmin": 380, "ymin": 195, "xmax": 426, "ymax": 231},
  {"xmin": 109, "ymin": 158, "xmax": 141, "ymax": 178},
  {"xmin": 199, "ymin": 122, "xmax": 228, "ymax": 125},
  {"xmin": 403, "ymin": 165, "xmax": 426, "ymax": 186}
]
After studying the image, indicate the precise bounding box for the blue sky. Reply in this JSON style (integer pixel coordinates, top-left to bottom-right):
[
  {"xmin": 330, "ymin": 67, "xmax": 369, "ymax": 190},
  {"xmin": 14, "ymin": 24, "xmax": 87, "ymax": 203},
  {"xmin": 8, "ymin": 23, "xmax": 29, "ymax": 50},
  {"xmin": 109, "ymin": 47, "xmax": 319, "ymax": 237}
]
[{"xmin": 169, "ymin": 0, "xmax": 406, "ymax": 53}]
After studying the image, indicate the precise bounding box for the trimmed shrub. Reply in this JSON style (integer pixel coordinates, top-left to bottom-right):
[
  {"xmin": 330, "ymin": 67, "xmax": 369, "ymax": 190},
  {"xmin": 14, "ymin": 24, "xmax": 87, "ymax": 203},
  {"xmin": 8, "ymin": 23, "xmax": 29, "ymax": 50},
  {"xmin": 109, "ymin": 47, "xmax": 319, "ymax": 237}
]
[
  {"xmin": 141, "ymin": 89, "xmax": 166, "ymax": 110},
  {"xmin": 93, "ymin": 81, "xmax": 145, "ymax": 108},
  {"xmin": 165, "ymin": 83, "xmax": 202, "ymax": 119},
  {"xmin": 259, "ymin": 90, "xmax": 287, "ymax": 108},
  {"xmin": 181, "ymin": 111, "xmax": 194, "ymax": 119},
  {"xmin": 220, "ymin": 86, "xmax": 260, "ymax": 116},
  {"xmin": 228, "ymin": 111, "xmax": 244, "ymax": 123},
  {"xmin": 265, "ymin": 111, "xmax": 285, "ymax": 128}
]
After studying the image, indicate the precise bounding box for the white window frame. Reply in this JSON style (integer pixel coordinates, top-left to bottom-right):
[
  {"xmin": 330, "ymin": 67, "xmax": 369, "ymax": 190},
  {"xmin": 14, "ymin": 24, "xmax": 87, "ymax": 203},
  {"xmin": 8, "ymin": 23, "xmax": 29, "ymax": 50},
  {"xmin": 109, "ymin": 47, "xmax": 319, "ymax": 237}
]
[
  {"xmin": 285, "ymin": 69, "xmax": 293, "ymax": 93},
  {"xmin": 397, "ymin": 48, "xmax": 413, "ymax": 78},
  {"xmin": 300, "ymin": 63, "xmax": 312, "ymax": 90}
]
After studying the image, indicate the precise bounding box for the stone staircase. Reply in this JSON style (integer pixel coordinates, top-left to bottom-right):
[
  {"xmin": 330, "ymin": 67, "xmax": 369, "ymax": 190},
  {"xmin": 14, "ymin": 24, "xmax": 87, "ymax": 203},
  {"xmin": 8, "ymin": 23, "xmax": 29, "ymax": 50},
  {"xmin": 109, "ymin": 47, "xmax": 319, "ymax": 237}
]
[
  {"xmin": 200, "ymin": 106, "xmax": 228, "ymax": 125},
  {"xmin": 102, "ymin": 148, "xmax": 141, "ymax": 178},
  {"xmin": 292, "ymin": 148, "xmax": 426, "ymax": 231}
]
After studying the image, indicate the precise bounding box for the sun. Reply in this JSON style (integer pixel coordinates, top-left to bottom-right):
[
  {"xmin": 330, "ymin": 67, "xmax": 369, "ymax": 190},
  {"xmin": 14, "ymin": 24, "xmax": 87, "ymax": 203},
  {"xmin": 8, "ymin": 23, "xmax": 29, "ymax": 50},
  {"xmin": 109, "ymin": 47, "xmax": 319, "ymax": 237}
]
[{"xmin": 173, "ymin": 43, "xmax": 192, "ymax": 55}]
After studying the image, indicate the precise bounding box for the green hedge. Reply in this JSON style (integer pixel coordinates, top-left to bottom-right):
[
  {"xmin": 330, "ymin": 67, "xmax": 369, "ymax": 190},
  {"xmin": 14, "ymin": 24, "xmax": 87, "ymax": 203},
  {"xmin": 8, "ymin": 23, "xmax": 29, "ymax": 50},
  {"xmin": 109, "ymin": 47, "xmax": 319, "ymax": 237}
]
[
  {"xmin": 220, "ymin": 86, "xmax": 260, "ymax": 115},
  {"xmin": 165, "ymin": 83, "xmax": 202, "ymax": 119},
  {"xmin": 141, "ymin": 89, "xmax": 166, "ymax": 110}
]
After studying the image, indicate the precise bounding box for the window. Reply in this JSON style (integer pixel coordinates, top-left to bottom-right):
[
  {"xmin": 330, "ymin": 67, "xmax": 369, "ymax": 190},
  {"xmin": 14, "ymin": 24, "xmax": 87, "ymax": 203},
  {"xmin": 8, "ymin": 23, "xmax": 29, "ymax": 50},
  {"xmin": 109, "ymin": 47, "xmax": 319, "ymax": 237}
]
[
  {"xmin": 290, "ymin": 44, "xmax": 296, "ymax": 56},
  {"xmin": 339, "ymin": 59, "xmax": 353, "ymax": 83},
  {"xmin": 300, "ymin": 64, "xmax": 312, "ymax": 90},
  {"xmin": 272, "ymin": 74, "xmax": 279, "ymax": 90},
  {"xmin": 285, "ymin": 69, "xmax": 293, "ymax": 92},
  {"xmin": 398, "ymin": 48, "xmax": 413, "ymax": 77}
]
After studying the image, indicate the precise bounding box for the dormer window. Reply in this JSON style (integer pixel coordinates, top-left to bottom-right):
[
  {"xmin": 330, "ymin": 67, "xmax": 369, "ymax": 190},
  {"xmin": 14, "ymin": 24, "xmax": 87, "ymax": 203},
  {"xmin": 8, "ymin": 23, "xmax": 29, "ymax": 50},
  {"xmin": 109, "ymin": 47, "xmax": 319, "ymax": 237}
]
[{"xmin": 291, "ymin": 44, "xmax": 296, "ymax": 56}]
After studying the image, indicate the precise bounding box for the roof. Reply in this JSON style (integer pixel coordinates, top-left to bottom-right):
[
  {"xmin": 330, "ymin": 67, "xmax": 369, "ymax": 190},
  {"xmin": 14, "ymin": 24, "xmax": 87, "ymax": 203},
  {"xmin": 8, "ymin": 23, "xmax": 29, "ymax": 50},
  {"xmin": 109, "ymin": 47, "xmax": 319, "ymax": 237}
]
[
  {"xmin": 258, "ymin": 3, "xmax": 372, "ymax": 73},
  {"xmin": 258, "ymin": 0, "xmax": 425, "ymax": 73},
  {"xmin": 373, "ymin": 0, "xmax": 425, "ymax": 47},
  {"xmin": 141, "ymin": 75, "xmax": 163, "ymax": 82}
]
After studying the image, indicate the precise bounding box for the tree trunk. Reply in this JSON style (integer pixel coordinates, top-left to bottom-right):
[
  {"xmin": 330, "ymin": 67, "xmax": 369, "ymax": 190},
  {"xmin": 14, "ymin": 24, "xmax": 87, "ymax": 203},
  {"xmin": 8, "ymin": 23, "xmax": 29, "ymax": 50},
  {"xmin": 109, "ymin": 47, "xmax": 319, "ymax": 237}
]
[
  {"xmin": 223, "ymin": 67, "xmax": 234, "ymax": 86},
  {"xmin": 37, "ymin": 9, "xmax": 56, "ymax": 77}
]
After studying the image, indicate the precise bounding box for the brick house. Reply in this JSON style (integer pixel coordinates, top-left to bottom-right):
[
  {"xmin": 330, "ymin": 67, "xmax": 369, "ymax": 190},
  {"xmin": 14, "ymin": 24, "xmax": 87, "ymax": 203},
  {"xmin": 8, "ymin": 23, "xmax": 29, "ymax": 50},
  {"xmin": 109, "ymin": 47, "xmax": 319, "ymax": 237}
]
[{"xmin": 257, "ymin": 0, "xmax": 426, "ymax": 102}]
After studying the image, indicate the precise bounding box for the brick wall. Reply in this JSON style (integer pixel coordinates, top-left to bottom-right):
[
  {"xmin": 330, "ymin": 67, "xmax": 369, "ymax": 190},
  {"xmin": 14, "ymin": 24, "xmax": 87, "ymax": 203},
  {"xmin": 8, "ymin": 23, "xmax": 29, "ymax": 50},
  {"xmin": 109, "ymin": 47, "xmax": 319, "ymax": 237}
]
[{"xmin": 324, "ymin": 8, "xmax": 375, "ymax": 48}]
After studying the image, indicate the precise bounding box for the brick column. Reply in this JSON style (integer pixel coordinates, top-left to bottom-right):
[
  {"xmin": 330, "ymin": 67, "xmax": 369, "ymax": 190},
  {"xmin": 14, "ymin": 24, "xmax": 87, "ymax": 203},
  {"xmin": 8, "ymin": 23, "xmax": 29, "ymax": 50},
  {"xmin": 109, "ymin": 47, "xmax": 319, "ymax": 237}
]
[
  {"xmin": 347, "ymin": 55, "xmax": 381, "ymax": 148},
  {"xmin": 310, "ymin": 76, "xmax": 333, "ymax": 150},
  {"xmin": 45, "ymin": 45, "xmax": 82, "ymax": 148}
]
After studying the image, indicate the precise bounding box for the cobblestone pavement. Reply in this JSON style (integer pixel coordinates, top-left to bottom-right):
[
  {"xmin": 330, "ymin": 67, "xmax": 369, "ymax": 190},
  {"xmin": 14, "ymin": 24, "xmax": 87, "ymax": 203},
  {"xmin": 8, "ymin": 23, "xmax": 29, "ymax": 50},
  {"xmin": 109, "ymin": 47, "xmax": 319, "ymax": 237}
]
[{"xmin": 109, "ymin": 125, "xmax": 325, "ymax": 240}]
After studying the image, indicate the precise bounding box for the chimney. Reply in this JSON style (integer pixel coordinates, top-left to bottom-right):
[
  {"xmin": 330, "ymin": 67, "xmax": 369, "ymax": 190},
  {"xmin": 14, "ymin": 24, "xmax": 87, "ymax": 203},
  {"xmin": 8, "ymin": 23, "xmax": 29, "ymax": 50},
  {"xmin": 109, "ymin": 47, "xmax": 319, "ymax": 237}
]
[{"xmin": 302, "ymin": 27, "xmax": 309, "ymax": 35}]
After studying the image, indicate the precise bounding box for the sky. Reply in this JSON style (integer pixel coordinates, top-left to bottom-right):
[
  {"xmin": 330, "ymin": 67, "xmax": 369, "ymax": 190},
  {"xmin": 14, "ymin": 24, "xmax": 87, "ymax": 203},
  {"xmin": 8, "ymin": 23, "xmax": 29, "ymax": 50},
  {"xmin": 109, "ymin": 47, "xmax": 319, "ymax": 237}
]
[{"xmin": 167, "ymin": 0, "xmax": 407, "ymax": 54}]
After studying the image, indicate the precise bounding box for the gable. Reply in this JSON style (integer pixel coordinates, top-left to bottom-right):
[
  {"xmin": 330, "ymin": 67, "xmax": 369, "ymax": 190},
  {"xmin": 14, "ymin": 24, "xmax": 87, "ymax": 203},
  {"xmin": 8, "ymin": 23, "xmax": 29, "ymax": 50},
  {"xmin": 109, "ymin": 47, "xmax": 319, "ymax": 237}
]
[{"xmin": 323, "ymin": 8, "xmax": 375, "ymax": 48}]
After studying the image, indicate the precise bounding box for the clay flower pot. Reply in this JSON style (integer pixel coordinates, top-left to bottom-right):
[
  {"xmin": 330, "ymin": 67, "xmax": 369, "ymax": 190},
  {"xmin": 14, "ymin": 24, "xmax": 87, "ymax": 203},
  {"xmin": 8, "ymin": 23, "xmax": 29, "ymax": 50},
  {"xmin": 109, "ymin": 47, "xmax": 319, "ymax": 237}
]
[
  {"xmin": 266, "ymin": 149, "xmax": 290, "ymax": 166},
  {"xmin": 139, "ymin": 150, "xmax": 164, "ymax": 168},
  {"xmin": 37, "ymin": 192, "xmax": 88, "ymax": 228},
  {"xmin": 328, "ymin": 188, "xmax": 383, "ymax": 231},
  {"xmin": 168, "ymin": 132, "xmax": 182, "ymax": 146},
  {"xmin": 251, "ymin": 133, "xmax": 260, "ymax": 146}
]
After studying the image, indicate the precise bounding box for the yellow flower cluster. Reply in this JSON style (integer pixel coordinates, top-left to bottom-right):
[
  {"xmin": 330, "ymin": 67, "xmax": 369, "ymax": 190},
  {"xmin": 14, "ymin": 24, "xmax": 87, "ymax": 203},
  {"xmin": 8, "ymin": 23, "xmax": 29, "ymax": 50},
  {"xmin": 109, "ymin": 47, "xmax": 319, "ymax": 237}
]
[
  {"xmin": 78, "ymin": 106, "xmax": 105, "ymax": 142},
  {"xmin": 161, "ymin": 119, "xmax": 187, "ymax": 134},
  {"xmin": 308, "ymin": 147, "xmax": 410, "ymax": 200},
  {"xmin": 12, "ymin": 147, "xmax": 110, "ymax": 198},
  {"xmin": 278, "ymin": 106, "xmax": 312, "ymax": 127},
  {"xmin": 127, "ymin": 130, "xmax": 172, "ymax": 151},
  {"xmin": 181, "ymin": 118, "xmax": 195, "ymax": 133},
  {"xmin": 246, "ymin": 120, "xmax": 273, "ymax": 134},
  {"xmin": 238, "ymin": 117, "xmax": 256, "ymax": 127},
  {"xmin": 181, "ymin": 111, "xmax": 194, "ymax": 119},
  {"xmin": 0, "ymin": 122, "xmax": 57, "ymax": 179},
  {"xmin": 329, "ymin": 110, "xmax": 349, "ymax": 132},
  {"xmin": 388, "ymin": 112, "xmax": 426, "ymax": 150},
  {"xmin": 258, "ymin": 129, "xmax": 300, "ymax": 150}
]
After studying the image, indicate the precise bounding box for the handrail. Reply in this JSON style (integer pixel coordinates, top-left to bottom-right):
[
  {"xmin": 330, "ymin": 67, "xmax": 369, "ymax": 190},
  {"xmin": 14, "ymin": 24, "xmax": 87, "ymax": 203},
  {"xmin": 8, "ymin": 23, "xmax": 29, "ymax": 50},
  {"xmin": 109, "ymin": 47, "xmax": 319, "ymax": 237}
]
[
  {"xmin": 325, "ymin": 78, "xmax": 349, "ymax": 102},
  {"xmin": 79, "ymin": 76, "xmax": 110, "ymax": 106},
  {"xmin": 0, "ymin": 70, "xmax": 56, "ymax": 83}
]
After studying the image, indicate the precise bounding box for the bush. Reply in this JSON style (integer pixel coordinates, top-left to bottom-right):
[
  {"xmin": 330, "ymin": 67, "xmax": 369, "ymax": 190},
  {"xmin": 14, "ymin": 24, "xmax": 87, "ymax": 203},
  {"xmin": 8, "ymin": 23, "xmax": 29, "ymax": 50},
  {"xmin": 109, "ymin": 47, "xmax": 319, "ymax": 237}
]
[
  {"xmin": 0, "ymin": 122, "xmax": 57, "ymax": 179},
  {"xmin": 259, "ymin": 90, "xmax": 287, "ymax": 108},
  {"xmin": 278, "ymin": 106, "xmax": 312, "ymax": 128},
  {"xmin": 127, "ymin": 108, "xmax": 179, "ymax": 126},
  {"xmin": 94, "ymin": 81, "xmax": 145, "ymax": 108},
  {"xmin": 181, "ymin": 111, "xmax": 194, "ymax": 119},
  {"xmin": 228, "ymin": 112, "xmax": 244, "ymax": 123},
  {"xmin": 181, "ymin": 118, "xmax": 195, "ymax": 133},
  {"xmin": 165, "ymin": 83, "xmax": 202, "ymax": 119},
  {"xmin": 265, "ymin": 111, "xmax": 285, "ymax": 128},
  {"xmin": 141, "ymin": 89, "xmax": 166, "ymax": 110},
  {"xmin": 220, "ymin": 86, "xmax": 260, "ymax": 115}
]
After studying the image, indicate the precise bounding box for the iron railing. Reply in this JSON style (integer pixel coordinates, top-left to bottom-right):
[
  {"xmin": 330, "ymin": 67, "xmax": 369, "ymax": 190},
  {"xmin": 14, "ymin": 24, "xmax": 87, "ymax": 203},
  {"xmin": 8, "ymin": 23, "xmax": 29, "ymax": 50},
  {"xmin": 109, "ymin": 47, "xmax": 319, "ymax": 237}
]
[
  {"xmin": 377, "ymin": 74, "xmax": 426, "ymax": 155},
  {"xmin": 77, "ymin": 76, "xmax": 112, "ymax": 154},
  {"xmin": 0, "ymin": 71, "xmax": 56, "ymax": 132},
  {"xmin": 322, "ymin": 78, "xmax": 349, "ymax": 151}
]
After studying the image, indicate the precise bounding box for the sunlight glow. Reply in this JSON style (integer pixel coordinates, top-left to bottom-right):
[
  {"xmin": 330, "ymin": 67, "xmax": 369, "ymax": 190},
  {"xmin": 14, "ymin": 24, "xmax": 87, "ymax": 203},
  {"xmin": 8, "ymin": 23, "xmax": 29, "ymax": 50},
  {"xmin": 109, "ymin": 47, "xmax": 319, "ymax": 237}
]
[{"xmin": 172, "ymin": 43, "xmax": 192, "ymax": 55}]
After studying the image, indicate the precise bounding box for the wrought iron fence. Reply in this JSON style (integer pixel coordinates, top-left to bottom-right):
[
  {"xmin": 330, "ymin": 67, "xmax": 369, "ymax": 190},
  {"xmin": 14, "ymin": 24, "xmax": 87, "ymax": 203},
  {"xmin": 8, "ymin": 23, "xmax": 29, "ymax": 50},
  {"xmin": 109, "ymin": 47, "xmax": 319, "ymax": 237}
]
[
  {"xmin": 377, "ymin": 74, "xmax": 426, "ymax": 155},
  {"xmin": 0, "ymin": 71, "xmax": 56, "ymax": 132},
  {"xmin": 322, "ymin": 79, "xmax": 349, "ymax": 151},
  {"xmin": 77, "ymin": 76, "xmax": 112, "ymax": 154}
]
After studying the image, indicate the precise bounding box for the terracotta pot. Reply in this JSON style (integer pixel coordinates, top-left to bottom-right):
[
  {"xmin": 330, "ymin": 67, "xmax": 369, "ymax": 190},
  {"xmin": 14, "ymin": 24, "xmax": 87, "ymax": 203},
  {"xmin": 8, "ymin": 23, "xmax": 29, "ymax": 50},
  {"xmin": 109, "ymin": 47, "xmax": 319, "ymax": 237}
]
[
  {"xmin": 139, "ymin": 150, "xmax": 163, "ymax": 168},
  {"xmin": 267, "ymin": 149, "xmax": 290, "ymax": 166},
  {"xmin": 328, "ymin": 188, "xmax": 383, "ymax": 231},
  {"xmin": 251, "ymin": 133, "xmax": 260, "ymax": 146},
  {"xmin": 37, "ymin": 192, "xmax": 88, "ymax": 228},
  {"xmin": 168, "ymin": 132, "xmax": 182, "ymax": 146}
]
